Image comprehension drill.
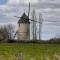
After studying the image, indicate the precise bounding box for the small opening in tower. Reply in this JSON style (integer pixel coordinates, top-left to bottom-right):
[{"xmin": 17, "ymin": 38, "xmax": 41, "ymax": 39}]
[{"xmin": 19, "ymin": 24, "xmax": 20, "ymax": 27}]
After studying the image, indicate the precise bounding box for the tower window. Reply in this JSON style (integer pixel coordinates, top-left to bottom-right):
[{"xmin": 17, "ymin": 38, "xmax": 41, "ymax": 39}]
[{"xmin": 19, "ymin": 24, "xmax": 20, "ymax": 27}]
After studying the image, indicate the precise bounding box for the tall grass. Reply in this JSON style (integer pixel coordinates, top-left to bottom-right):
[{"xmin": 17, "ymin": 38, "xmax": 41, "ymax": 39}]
[{"xmin": 0, "ymin": 43, "xmax": 60, "ymax": 60}]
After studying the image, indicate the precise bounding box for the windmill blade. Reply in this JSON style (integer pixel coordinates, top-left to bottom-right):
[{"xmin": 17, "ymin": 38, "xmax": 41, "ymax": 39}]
[{"xmin": 0, "ymin": 14, "xmax": 58, "ymax": 24}]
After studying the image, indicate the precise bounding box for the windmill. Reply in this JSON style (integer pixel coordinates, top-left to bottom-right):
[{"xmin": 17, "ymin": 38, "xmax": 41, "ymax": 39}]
[
  {"xmin": 13, "ymin": 3, "xmax": 43, "ymax": 41},
  {"xmin": 14, "ymin": 2, "xmax": 31, "ymax": 41}
]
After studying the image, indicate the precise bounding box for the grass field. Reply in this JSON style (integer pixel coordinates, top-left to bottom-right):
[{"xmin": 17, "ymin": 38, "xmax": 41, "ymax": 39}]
[{"xmin": 0, "ymin": 43, "xmax": 60, "ymax": 60}]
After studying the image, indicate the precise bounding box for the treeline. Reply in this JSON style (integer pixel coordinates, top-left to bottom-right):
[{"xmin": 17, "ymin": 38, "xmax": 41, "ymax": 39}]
[
  {"xmin": 1, "ymin": 39, "xmax": 60, "ymax": 44},
  {"xmin": 14, "ymin": 39, "xmax": 60, "ymax": 44},
  {"xmin": 0, "ymin": 38, "xmax": 60, "ymax": 44},
  {"xmin": 8, "ymin": 39, "xmax": 60, "ymax": 44}
]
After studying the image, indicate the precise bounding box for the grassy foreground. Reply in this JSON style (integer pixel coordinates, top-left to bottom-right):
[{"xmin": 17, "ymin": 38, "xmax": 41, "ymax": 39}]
[{"xmin": 0, "ymin": 43, "xmax": 60, "ymax": 60}]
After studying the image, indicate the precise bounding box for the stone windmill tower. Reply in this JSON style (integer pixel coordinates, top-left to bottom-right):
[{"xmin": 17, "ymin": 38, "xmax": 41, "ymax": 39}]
[
  {"xmin": 16, "ymin": 3, "xmax": 30, "ymax": 41},
  {"xmin": 17, "ymin": 13, "xmax": 30, "ymax": 40}
]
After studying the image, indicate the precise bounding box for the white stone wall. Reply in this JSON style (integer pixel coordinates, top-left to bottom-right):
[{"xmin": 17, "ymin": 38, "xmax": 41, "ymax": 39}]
[{"xmin": 17, "ymin": 23, "xmax": 30, "ymax": 40}]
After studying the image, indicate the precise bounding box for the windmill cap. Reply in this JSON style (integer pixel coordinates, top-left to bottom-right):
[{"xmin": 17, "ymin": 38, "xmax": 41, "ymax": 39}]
[{"xmin": 18, "ymin": 13, "xmax": 30, "ymax": 23}]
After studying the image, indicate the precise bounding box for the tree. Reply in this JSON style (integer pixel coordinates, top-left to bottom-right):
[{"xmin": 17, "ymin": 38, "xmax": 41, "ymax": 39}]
[
  {"xmin": 31, "ymin": 9, "xmax": 37, "ymax": 40},
  {"xmin": 6, "ymin": 24, "xmax": 14, "ymax": 40},
  {"xmin": 0, "ymin": 24, "xmax": 14, "ymax": 42},
  {"xmin": 39, "ymin": 13, "xmax": 43, "ymax": 40}
]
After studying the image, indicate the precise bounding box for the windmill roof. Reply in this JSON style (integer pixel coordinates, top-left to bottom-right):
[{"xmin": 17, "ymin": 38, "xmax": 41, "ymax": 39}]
[{"xmin": 18, "ymin": 13, "xmax": 30, "ymax": 23}]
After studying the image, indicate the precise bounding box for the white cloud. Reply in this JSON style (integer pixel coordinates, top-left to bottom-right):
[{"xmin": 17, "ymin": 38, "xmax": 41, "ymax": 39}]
[
  {"xmin": 39, "ymin": 0, "xmax": 60, "ymax": 3},
  {"xmin": 24, "ymin": 0, "xmax": 38, "ymax": 4},
  {"xmin": 7, "ymin": 0, "xmax": 38, "ymax": 5},
  {"xmin": 8, "ymin": 0, "xmax": 20, "ymax": 5}
]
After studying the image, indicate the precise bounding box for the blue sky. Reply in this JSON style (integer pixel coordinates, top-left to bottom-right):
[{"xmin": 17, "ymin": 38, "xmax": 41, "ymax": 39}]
[
  {"xmin": 0, "ymin": 0, "xmax": 60, "ymax": 40},
  {"xmin": 0, "ymin": 0, "xmax": 7, "ymax": 5}
]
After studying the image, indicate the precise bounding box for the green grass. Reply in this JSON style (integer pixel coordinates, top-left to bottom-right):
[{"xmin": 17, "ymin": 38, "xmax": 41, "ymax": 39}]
[{"xmin": 0, "ymin": 43, "xmax": 60, "ymax": 60}]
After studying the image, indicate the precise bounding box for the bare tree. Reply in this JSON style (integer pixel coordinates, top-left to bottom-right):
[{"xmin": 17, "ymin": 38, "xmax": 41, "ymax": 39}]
[
  {"xmin": 39, "ymin": 13, "xmax": 43, "ymax": 40},
  {"xmin": 0, "ymin": 24, "xmax": 14, "ymax": 42},
  {"xmin": 31, "ymin": 9, "xmax": 37, "ymax": 40},
  {"xmin": 6, "ymin": 24, "xmax": 14, "ymax": 40}
]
